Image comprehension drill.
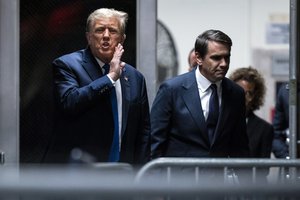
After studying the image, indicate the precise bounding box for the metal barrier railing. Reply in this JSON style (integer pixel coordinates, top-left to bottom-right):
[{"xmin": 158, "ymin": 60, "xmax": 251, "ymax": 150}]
[
  {"xmin": 135, "ymin": 157, "xmax": 300, "ymax": 184},
  {"xmin": 0, "ymin": 165, "xmax": 299, "ymax": 199},
  {"xmin": 0, "ymin": 158, "xmax": 299, "ymax": 199}
]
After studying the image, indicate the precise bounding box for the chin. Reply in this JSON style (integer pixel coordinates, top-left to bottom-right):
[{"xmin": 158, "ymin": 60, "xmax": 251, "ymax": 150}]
[
  {"xmin": 214, "ymin": 76, "xmax": 224, "ymax": 82},
  {"xmin": 99, "ymin": 52, "xmax": 113, "ymax": 60},
  {"xmin": 218, "ymin": 74, "xmax": 227, "ymax": 79}
]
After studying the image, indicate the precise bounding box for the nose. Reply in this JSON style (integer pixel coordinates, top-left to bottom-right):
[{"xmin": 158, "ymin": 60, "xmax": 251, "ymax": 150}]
[
  {"xmin": 220, "ymin": 57, "xmax": 229, "ymax": 68},
  {"xmin": 103, "ymin": 28, "xmax": 110, "ymax": 37}
]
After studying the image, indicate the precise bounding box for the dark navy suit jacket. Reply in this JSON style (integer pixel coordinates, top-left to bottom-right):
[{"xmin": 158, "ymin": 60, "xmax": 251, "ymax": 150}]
[
  {"xmin": 247, "ymin": 112, "xmax": 273, "ymax": 158},
  {"xmin": 150, "ymin": 71, "xmax": 249, "ymax": 159},
  {"xmin": 247, "ymin": 112, "xmax": 274, "ymax": 180},
  {"xmin": 44, "ymin": 47, "xmax": 150, "ymax": 164},
  {"xmin": 272, "ymin": 83, "xmax": 289, "ymax": 158}
]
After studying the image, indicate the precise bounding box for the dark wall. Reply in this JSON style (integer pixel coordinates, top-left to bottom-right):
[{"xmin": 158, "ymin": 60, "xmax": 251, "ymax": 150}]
[{"xmin": 20, "ymin": 0, "xmax": 136, "ymax": 163}]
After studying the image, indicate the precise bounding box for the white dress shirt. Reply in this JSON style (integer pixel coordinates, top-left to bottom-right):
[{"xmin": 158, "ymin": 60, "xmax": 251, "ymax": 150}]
[{"xmin": 195, "ymin": 67, "xmax": 222, "ymax": 120}]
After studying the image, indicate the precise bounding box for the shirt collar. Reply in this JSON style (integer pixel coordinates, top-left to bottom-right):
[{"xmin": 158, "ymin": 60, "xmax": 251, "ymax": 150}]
[
  {"xmin": 94, "ymin": 57, "xmax": 106, "ymax": 69},
  {"xmin": 195, "ymin": 67, "xmax": 222, "ymax": 92}
]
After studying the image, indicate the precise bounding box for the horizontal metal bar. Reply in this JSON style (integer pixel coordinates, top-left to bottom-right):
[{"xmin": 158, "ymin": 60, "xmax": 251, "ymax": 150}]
[
  {"xmin": 0, "ymin": 168, "xmax": 299, "ymax": 197},
  {"xmin": 135, "ymin": 158, "xmax": 300, "ymax": 181},
  {"xmin": 0, "ymin": 160, "xmax": 299, "ymax": 198}
]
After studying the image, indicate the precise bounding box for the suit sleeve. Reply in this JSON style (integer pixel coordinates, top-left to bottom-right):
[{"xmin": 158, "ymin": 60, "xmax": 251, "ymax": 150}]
[
  {"xmin": 150, "ymin": 82, "xmax": 173, "ymax": 159},
  {"xmin": 273, "ymin": 84, "xmax": 289, "ymax": 131},
  {"xmin": 272, "ymin": 84, "xmax": 289, "ymax": 158},
  {"xmin": 53, "ymin": 58, "xmax": 113, "ymax": 116}
]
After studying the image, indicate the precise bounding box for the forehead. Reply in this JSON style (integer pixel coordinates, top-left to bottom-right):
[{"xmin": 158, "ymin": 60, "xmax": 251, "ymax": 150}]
[
  {"xmin": 237, "ymin": 80, "xmax": 255, "ymax": 90},
  {"xmin": 207, "ymin": 41, "xmax": 230, "ymax": 54},
  {"xmin": 92, "ymin": 17, "xmax": 120, "ymax": 28}
]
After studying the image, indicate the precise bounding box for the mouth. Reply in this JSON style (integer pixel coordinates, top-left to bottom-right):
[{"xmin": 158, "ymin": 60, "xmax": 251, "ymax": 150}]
[
  {"xmin": 214, "ymin": 71, "xmax": 227, "ymax": 79},
  {"xmin": 216, "ymin": 70, "xmax": 226, "ymax": 75},
  {"xmin": 216, "ymin": 68, "xmax": 228, "ymax": 74},
  {"xmin": 101, "ymin": 42, "xmax": 110, "ymax": 49}
]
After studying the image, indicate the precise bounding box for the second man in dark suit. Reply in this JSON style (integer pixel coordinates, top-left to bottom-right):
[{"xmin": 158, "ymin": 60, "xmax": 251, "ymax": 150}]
[{"xmin": 150, "ymin": 29, "xmax": 249, "ymax": 160}]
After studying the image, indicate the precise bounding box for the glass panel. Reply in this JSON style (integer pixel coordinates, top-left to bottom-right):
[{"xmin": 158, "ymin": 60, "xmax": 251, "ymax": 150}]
[{"xmin": 20, "ymin": 0, "xmax": 136, "ymax": 163}]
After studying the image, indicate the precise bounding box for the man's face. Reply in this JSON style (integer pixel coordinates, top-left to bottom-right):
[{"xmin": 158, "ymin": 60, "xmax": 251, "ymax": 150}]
[
  {"xmin": 189, "ymin": 51, "xmax": 197, "ymax": 68},
  {"xmin": 197, "ymin": 41, "xmax": 230, "ymax": 82},
  {"xmin": 86, "ymin": 17, "xmax": 125, "ymax": 63}
]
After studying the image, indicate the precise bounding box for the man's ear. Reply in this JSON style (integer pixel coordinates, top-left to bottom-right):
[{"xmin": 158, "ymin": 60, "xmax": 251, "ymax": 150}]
[{"xmin": 195, "ymin": 52, "xmax": 202, "ymax": 65}]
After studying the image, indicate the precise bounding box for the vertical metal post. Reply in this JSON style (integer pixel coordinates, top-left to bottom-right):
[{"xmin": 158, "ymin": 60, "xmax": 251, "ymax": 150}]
[
  {"xmin": 195, "ymin": 166, "xmax": 199, "ymax": 184},
  {"xmin": 0, "ymin": 0, "xmax": 20, "ymax": 164},
  {"xmin": 136, "ymin": 0, "xmax": 157, "ymax": 107},
  {"xmin": 252, "ymin": 167, "xmax": 257, "ymax": 184},
  {"xmin": 167, "ymin": 167, "xmax": 171, "ymax": 200},
  {"xmin": 289, "ymin": 0, "xmax": 298, "ymax": 160},
  {"xmin": 289, "ymin": 0, "xmax": 299, "ymax": 180},
  {"xmin": 223, "ymin": 166, "xmax": 228, "ymax": 183}
]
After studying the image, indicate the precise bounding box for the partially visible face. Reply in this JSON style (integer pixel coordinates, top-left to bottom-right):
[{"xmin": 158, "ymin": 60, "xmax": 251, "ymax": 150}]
[
  {"xmin": 236, "ymin": 79, "xmax": 255, "ymax": 115},
  {"xmin": 86, "ymin": 17, "xmax": 125, "ymax": 63},
  {"xmin": 188, "ymin": 50, "xmax": 197, "ymax": 71},
  {"xmin": 196, "ymin": 41, "xmax": 230, "ymax": 82}
]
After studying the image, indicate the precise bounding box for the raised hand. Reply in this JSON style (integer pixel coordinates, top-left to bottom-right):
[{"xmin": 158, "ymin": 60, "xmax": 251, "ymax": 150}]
[{"xmin": 108, "ymin": 43, "xmax": 126, "ymax": 81}]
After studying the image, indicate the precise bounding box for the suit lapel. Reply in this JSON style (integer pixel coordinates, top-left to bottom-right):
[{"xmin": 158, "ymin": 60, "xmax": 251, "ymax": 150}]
[
  {"xmin": 82, "ymin": 48, "xmax": 102, "ymax": 80},
  {"xmin": 120, "ymin": 66, "xmax": 130, "ymax": 137},
  {"xmin": 181, "ymin": 73, "xmax": 210, "ymax": 143}
]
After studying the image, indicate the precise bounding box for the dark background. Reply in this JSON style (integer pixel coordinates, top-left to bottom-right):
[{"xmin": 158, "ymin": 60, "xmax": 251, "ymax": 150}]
[{"xmin": 20, "ymin": 0, "xmax": 137, "ymax": 163}]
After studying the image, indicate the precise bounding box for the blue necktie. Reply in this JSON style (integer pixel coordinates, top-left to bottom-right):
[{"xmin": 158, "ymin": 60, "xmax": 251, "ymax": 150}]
[
  {"xmin": 206, "ymin": 84, "xmax": 219, "ymax": 144},
  {"xmin": 103, "ymin": 64, "xmax": 120, "ymax": 162}
]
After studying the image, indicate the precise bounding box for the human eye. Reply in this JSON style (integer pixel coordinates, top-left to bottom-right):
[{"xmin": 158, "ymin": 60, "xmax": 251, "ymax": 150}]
[
  {"xmin": 245, "ymin": 91, "xmax": 254, "ymax": 97},
  {"xmin": 211, "ymin": 54, "xmax": 230, "ymax": 62},
  {"xmin": 211, "ymin": 55, "xmax": 222, "ymax": 61},
  {"xmin": 95, "ymin": 27, "xmax": 105, "ymax": 33},
  {"xmin": 109, "ymin": 28, "xmax": 119, "ymax": 34}
]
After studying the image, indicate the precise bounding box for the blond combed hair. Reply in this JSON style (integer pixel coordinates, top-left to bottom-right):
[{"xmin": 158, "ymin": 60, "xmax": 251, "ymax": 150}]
[{"xmin": 86, "ymin": 8, "xmax": 128, "ymax": 35}]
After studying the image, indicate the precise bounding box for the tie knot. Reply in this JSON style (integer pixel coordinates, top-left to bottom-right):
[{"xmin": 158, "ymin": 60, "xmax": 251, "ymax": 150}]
[
  {"xmin": 210, "ymin": 83, "xmax": 217, "ymax": 92},
  {"xmin": 103, "ymin": 64, "xmax": 110, "ymax": 75}
]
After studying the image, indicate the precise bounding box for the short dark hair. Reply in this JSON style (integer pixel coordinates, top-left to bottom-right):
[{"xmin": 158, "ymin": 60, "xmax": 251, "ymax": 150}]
[{"xmin": 194, "ymin": 29, "xmax": 232, "ymax": 58}]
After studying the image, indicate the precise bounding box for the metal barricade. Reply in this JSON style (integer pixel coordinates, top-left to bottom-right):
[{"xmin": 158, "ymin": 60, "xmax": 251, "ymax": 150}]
[
  {"xmin": 0, "ymin": 159, "xmax": 299, "ymax": 199},
  {"xmin": 135, "ymin": 157, "xmax": 300, "ymax": 183},
  {"xmin": 134, "ymin": 157, "xmax": 300, "ymax": 199}
]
